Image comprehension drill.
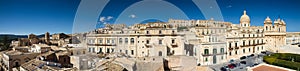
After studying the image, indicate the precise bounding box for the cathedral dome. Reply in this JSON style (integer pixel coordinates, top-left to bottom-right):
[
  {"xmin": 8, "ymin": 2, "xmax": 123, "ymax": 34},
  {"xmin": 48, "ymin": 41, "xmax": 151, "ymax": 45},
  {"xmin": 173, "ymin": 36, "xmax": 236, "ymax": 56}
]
[
  {"xmin": 264, "ymin": 16, "xmax": 272, "ymax": 24},
  {"xmin": 240, "ymin": 10, "xmax": 250, "ymax": 23}
]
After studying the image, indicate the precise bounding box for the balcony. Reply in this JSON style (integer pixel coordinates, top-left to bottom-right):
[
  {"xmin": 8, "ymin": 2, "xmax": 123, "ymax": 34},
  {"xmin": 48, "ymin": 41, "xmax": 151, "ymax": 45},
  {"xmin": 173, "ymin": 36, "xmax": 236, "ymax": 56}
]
[
  {"xmin": 235, "ymin": 46, "xmax": 239, "ymax": 49},
  {"xmin": 87, "ymin": 43, "xmax": 116, "ymax": 46},
  {"xmin": 202, "ymin": 53, "xmax": 227, "ymax": 56},
  {"xmin": 145, "ymin": 44, "xmax": 152, "ymax": 48},
  {"xmin": 249, "ymin": 43, "xmax": 266, "ymax": 46},
  {"xmin": 171, "ymin": 43, "xmax": 178, "ymax": 47},
  {"xmin": 240, "ymin": 44, "xmax": 250, "ymax": 47},
  {"xmin": 229, "ymin": 47, "xmax": 234, "ymax": 50}
]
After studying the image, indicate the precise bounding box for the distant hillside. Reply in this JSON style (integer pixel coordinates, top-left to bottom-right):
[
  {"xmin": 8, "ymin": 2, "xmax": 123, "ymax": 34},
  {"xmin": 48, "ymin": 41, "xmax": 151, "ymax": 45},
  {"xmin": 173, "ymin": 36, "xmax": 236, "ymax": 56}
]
[
  {"xmin": 0, "ymin": 34, "xmax": 27, "ymax": 39},
  {"xmin": 0, "ymin": 34, "xmax": 46, "ymax": 39}
]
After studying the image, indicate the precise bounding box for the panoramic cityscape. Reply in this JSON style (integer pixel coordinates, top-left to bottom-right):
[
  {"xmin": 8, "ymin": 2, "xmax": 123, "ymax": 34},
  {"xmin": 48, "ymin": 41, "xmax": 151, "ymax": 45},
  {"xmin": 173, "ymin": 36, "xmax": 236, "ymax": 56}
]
[{"xmin": 1, "ymin": 0, "xmax": 300, "ymax": 71}]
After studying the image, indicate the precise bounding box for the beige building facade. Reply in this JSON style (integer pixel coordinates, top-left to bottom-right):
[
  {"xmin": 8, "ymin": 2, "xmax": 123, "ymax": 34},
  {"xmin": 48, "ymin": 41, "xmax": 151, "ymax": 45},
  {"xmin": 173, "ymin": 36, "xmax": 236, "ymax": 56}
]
[
  {"xmin": 86, "ymin": 10, "xmax": 286, "ymax": 65},
  {"xmin": 86, "ymin": 23, "xmax": 186, "ymax": 57}
]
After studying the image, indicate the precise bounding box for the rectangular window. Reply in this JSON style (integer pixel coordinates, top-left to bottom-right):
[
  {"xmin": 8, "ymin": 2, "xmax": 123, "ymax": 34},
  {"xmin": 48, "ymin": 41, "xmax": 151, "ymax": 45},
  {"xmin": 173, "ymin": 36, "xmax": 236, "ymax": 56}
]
[
  {"xmin": 92, "ymin": 48, "xmax": 95, "ymax": 53},
  {"xmin": 112, "ymin": 39, "xmax": 115, "ymax": 44},
  {"xmin": 107, "ymin": 39, "xmax": 110, "ymax": 43},
  {"xmin": 235, "ymin": 42, "xmax": 237, "ymax": 47},
  {"xmin": 99, "ymin": 48, "xmax": 102, "ymax": 53},
  {"xmin": 88, "ymin": 48, "xmax": 91, "ymax": 52},
  {"xmin": 98, "ymin": 39, "xmax": 103, "ymax": 43},
  {"xmin": 119, "ymin": 38, "xmax": 122, "ymax": 43},
  {"xmin": 125, "ymin": 38, "xmax": 128, "ymax": 44},
  {"xmin": 130, "ymin": 38, "xmax": 134, "ymax": 44},
  {"xmin": 172, "ymin": 39, "xmax": 175, "ymax": 44},
  {"xmin": 221, "ymin": 56, "xmax": 224, "ymax": 60},
  {"xmin": 159, "ymin": 40, "xmax": 162, "ymax": 44},
  {"xmin": 229, "ymin": 42, "xmax": 231, "ymax": 48},
  {"xmin": 89, "ymin": 39, "xmax": 94, "ymax": 44},
  {"xmin": 146, "ymin": 40, "xmax": 150, "ymax": 44},
  {"xmin": 249, "ymin": 41, "xmax": 251, "ymax": 45},
  {"xmin": 107, "ymin": 48, "xmax": 110, "ymax": 53},
  {"xmin": 243, "ymin": 41, "xmax": 245, "ymax": 46}
]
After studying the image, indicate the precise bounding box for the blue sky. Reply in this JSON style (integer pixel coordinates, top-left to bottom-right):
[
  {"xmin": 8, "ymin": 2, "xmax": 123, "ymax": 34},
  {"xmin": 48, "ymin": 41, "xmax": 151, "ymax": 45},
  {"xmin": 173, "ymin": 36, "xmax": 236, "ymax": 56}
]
[{"xmin": 0, "ymin": 0, "xmax": 300, "ymax": 35}]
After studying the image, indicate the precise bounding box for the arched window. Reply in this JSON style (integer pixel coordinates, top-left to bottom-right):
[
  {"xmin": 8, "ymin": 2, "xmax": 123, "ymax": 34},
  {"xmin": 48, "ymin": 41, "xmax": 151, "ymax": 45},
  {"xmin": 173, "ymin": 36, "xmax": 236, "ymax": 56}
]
[
  {"xmin": 213, "ymin": 49, "xmax": 217, "ymax": 54},
  {"xmin": 220, "ymin": 48, "xmax": 224, "ymax": 53},
  {"xmin": 159, "ymin": 51, "xmax": 162, "ymax": 56},
  {"xmin": 204, "ymin": 49, "xmax": 209, "ymax": 55}
]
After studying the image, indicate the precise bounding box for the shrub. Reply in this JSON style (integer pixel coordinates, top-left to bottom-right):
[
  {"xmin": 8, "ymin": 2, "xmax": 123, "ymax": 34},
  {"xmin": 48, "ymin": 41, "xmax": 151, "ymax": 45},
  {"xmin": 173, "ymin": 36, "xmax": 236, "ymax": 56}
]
[
  {"xmin": 273, "ymin": 59, "xmax": 300, "ymax": 70},
  {"xmin": 263, "ymin": 56, "xmax": 276, "ymax": 64},
  {"xmin": 263, "ymin": 53, "xmax": 300, "ymax": 70}
]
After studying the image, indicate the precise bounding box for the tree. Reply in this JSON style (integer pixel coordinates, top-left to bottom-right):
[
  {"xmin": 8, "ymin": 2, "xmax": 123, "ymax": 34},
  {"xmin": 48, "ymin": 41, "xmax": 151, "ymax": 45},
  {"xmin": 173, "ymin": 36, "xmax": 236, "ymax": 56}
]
[{"xmin": 1, "ymin": 35, "xmax": 11, "ymax": 51}]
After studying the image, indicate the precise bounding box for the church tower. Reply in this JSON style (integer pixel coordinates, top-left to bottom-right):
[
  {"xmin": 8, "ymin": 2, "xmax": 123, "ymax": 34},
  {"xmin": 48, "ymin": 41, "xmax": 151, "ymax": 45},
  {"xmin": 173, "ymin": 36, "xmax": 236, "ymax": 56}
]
[
  {"xmin": 240, "ymin": 10, "xmax": 250, "ymax": 27},
  {"xmin": 273, "ymin": 18, "xmax": 279, "ymax": 32},
  {"xmin": 279, "ymin": 19, "xmax": 286, "ymax": 32},
  {"xmin": 264, "ymin": 16, "xmax": 272, "ymax": 32},
  {"xmin": 45, "ymin": 32, "xmax": 50, "ymax": 43}
]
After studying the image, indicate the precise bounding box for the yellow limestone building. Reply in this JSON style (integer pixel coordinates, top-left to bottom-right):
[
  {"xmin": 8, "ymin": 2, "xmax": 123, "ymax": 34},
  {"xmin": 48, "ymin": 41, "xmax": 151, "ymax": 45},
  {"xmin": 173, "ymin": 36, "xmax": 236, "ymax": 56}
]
[{"xmin": 86, "ymin": 10, "xmax": 286, "ymax": 65}]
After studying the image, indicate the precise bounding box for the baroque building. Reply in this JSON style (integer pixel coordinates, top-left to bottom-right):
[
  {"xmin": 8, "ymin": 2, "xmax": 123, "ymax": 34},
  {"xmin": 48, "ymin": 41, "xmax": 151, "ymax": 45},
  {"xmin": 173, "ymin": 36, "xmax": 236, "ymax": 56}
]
[
  {"xmin": 264, "ymin": 16, "xmax": 287, "ymax": 52},
  {"xmin": 226, "ymin": 10, "xmax": 265, "ymax": 59},
  {"xmin": 86, "ymin": 10, "xmax": 286, "ymax": 65}
]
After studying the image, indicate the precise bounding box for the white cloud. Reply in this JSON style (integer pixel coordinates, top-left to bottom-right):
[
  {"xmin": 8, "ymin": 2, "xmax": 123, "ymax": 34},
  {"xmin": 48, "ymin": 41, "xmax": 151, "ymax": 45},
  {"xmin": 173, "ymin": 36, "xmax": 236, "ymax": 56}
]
[
  {"xmin": 107, "ymin": 16, "xmax": 113, "ymax": 20},
  {"xmin": 99, "ymin": 16, "xmax": 113, "ymax": 25},
  {"xmin": 100, "ymin": 17, "xmax": 106, "ymax": 22},
  {"xmin": 103, "ymin": 22, "xmax": 108, "ymax": 24},
  {"xmin": 129, "ymin": 14, "xmax": 136, "ymax": 18},
  {"xmin": 226, "ymin": 5, "xmax": 232, "ymax": 8}
]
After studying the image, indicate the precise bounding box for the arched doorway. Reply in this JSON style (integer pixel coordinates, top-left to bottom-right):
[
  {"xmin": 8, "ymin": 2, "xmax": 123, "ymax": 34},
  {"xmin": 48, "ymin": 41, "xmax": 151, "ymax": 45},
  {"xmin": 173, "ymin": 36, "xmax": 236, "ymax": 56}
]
[
  {"xmin": 159, "ymin": 51, "xmax": 162, "ymax": 56},
  {"xmin": 213, "ymin": 55, "xmax": 217, "ymax": 64}
]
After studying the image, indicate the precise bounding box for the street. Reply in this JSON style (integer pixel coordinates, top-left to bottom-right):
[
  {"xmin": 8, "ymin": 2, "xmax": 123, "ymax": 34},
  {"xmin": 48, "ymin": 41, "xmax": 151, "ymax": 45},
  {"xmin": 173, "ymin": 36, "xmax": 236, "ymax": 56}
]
[{"xmin": 209, "ymin": 53, "xmax": 267, "ymax": 71}]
